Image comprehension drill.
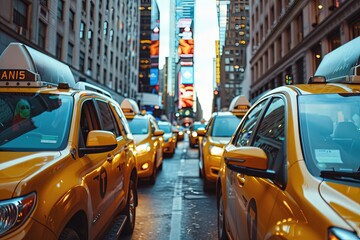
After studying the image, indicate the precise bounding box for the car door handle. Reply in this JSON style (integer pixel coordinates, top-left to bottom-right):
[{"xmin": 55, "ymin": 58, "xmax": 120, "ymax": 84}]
[{"xmin": 236, "ymin": 173, "xmax": 245, "ymax": 186}]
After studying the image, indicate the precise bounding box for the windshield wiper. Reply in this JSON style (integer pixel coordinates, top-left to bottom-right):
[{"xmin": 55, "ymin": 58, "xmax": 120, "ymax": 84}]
[{"xmin": 320, "ymin": 170, "xmax": 360, "ymax": 181}]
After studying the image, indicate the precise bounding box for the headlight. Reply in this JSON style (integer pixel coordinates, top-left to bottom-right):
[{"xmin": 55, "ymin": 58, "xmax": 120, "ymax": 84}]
[
  {"xmin": 328, "ymin": 227, "xmax": 359, "ymax": 240},
  {"xmin": 191, "ymin": 132, "xmax": 197, "ymax": 137},
  {"xmin": 209, "ymin": 145, "xmax": 224, "ymax": 156},
  {"xmin": 0, "ymin": 192, "xmax": 36, "ymax": 235},
  {"xmin": 136, "ymin": 143, "xmax": 151, "ymax": 154}
]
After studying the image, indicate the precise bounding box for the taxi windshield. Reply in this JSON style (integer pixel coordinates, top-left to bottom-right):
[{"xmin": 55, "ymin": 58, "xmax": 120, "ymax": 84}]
[
  {"xmin": 212, "ymin": 115, "xmax": 241, "ymax": 137},
  {"xmin": 127, "ymin": 118, "xmax": 149, "ymax": 134},
  {"xmin": 0, "ymin": 93, "xmax": 73, "ymax": 151},
  {"xmin": 299, "ymin": 93, "xmax": 360, "ymax": 176}
]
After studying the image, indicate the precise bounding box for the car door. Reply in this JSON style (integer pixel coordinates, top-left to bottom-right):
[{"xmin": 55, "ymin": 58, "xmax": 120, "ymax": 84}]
[
  {"xmin": 96, "ymin": 100, "xmax": 128, "ymax": 210},
  {"xmin": 232, "ymin": 96, "xmax": 286, "ymax": 239},
  {"xmin": 78, "ymin": 98, "xmax": 116, "ymax": 236},
  {"xmin": 225, "ymin": 99, "xmax": 268, "ymax": 239}
]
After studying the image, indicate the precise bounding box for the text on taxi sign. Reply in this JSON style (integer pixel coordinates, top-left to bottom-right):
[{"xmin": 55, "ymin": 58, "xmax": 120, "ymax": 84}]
[{"xmin": 0, "ymin": 69, "xmax": 36, "ymax": 81}]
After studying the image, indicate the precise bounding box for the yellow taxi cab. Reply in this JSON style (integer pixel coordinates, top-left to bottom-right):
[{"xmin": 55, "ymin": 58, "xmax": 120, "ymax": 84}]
[
  {"xmin": 198, "ymin": 95, "xmax": 250, "ymax": 191},
  {"xmin": 121, "ymin": 98, "xmax": 164, "ymax": 184},
  {"xmin": 176, "ymin": 125, "xmax": 185, "ymax": 141},
  {"xmin": 0, "ymin": 43, "xmax": 138, "ymax": 239},
  {"xmin": 188, "ymin": 120, "xmax": 207, "ymax": 148},
  {"xmin": 157, "ymin": 120, "xmax": 177, "ymax": 157},
  {"xmin": 217, "ymin": 36, "xmax": 360, "ymax": 240}
]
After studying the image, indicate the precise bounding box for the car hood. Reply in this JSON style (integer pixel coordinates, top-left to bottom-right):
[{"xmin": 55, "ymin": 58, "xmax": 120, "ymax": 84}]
[
  {"xmin": 209, "ymin": 136, "xmax": 232, "ymax": 145},
  {"xmin": 133, "ymin": 134, "xmax": 148, "ymax": 145},
  {"xmin": 319, "ymin": 180, "xmax": 360, "ymax": 234},
  {"xmin": 0, "ymin": 151, "xmax": 61, "ymax": 199}
]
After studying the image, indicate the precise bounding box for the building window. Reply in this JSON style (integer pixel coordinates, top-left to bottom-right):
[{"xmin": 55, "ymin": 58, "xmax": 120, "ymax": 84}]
[
  {"xmin": 69, "ymin": 10, "xmax": 75, "ymax": 31},
  {"xmin": 328, "ymin": 29, "xmax": 341, "ymax": 51},
  {"xmin": 38, "ymin": 21, "xmax": 46, "ymax": 49},
  {"xmin": 110, "ymin": 29, "xmax": 114, "ymax": 42},
  {"xmin": 56, "ymin": 34, "xmax": 62, "ymax": 59},
  {"xmin": 104, "ymin": 21, "xmax": 108, "ymax": 36},
  {"xmin": 57, "ymin": 0, "xmax": 64, "ymax": 20},
  {"xmin": 88, "ymin": 30, "xmax": 93, "ymax": 46},
  {"xmin": 80, "ymin": 21, "xmax": 85, "ymax": 39},
  {"xmin": 13, "ymin": 0, "xmax": 28, "ymax": 36},
  {"xmin": 79, "ymin": 51, "xmax": 85, "ymax": 72},
  {"xmin": 68, "ymin": 43, "xmax": 74, "ymax": 64}
]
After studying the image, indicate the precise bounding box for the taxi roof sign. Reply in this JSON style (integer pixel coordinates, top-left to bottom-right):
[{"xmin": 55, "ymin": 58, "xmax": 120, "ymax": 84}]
[
  {"xmin": 120, "ymin": 98, "xmax": 140, "ymax": 116},
  {"xmin": 312, "ymin": 36, "xmax": 360, "ymax": 83},
  {"xmin": 229, "ymin": 95, "xmax": 251, "ymax": 117},
  {"xmin": 0, "ymin": 42, "xmax": 75, "ymax": 87}
]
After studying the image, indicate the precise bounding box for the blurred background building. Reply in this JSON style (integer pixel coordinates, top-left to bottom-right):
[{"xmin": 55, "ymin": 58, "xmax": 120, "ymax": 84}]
[
  {"xmin": 0, "ymin": 0, "xmax": 140, "ymax": 104},
  {"xmin": 249, "ymin": 0, "xmax": 360, "ymax": 101}
]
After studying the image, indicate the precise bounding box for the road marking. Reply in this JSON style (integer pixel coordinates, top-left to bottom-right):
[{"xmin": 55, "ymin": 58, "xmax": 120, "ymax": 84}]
[{"xmin": 170, "ymin": 158, "xmax": 185, "ymax": 240}]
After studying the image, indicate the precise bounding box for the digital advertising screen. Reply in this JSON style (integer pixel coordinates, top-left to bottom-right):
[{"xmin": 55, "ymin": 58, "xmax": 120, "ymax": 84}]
[{"xmin": 180, "ymin": 66, "xmax": 194, "ymax": 84}]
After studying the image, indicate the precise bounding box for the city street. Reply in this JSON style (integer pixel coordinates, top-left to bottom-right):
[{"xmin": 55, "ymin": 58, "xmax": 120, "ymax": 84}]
[{"xmin": 123, "ymin": 136, "xmax": 218, "ymax": 240}]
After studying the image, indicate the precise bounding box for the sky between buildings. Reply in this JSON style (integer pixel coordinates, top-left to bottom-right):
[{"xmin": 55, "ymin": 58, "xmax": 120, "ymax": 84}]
[{"xmin": 157, "ymin": 0, "xmax": 219, "ymax": 120}]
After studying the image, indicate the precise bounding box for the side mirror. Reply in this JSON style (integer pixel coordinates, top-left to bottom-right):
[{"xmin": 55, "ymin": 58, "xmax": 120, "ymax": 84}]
[
  {"xmin": 223, "ymin": 145, "xmax": 275, "ymax": 179},
  {"xmin": 79, "ymin": 130, "xmax": 117, "ymax": 157}
]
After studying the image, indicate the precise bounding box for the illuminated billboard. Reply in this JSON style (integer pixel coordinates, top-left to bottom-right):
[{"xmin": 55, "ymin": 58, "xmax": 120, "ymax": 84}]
[
  {"xmin": 150, "ymin": 68, "xmax": 158, "ymax": 86},
  {"xmin": 178, "ymin": 39, "xmax": 194, "ymax": 58},
  {"xmin": 179, "ymin": 84, "xmax": 194, "ymax": 108},
  {"xmin": 180, "ymin": 66, "xmax": 194, "ymax": 84}
]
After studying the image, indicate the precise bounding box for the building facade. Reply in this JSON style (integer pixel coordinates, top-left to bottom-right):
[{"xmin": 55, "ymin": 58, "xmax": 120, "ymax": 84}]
[
  {"xmin": 250, "ymin": 0, "xmax": 360, "ymax": 100},
  {"xmin": 219, "ymin": 0, "xmax": 250, "ymax": 109},
  {"xmin": 0, "ymin": 0, "xmax": 140, "ymax": 103}
]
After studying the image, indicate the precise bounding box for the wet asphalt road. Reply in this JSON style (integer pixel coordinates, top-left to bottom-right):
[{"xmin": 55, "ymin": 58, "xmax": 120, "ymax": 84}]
[{"xmin": 122, "ymin": 136, "xmax": 217, "ymax": 240}]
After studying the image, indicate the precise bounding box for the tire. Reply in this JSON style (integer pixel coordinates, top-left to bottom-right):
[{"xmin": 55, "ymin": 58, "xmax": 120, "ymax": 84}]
[
  {"xmin": 218, "ymin": 191, "xmax": 229, "ymax": 240},
  {"xmin": 122, "ymin": 179, "xmax": 137, "ymax": 235},
  {"xmin": 59, "ymin": 228, "xmax": 80, "ymax": 240},
  {"xmin": 149, "ymin": 162, "xmax": 157, "ymax": 185}
]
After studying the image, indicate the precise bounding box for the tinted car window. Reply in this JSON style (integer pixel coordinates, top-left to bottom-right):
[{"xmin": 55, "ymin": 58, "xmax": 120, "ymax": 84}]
[
  {"xmin": 211, "ymin": 115, "xmax": 241, "ymax": 137},
  {"xmin": 97, "ymin": 100, "xmax": 120, "ymax": 137},
  {"xmin": 252, "ymin": 97, "xmax": 285, "ymax": 172},
  {"xmin": 127, "ymin": 118, "xmax": 149, "ymax": 134},
  {"xmin": 235, "ymin": 99, "xmax": 267, "ymax": 147},
  {"xmin": 299, "ymin": 93, "xmax": 360, "ymax": 175},
  {"xmin": 0, "ymin": 93, "xmax": 72, "ymax": 151}
]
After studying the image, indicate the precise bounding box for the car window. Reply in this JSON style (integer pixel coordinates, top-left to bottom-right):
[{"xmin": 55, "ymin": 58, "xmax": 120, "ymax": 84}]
[
  {"xmin": 158, "ymin": 123, "xmax": 172, "ymax": 133},
  {"xmin": 235, "ymin": 99, "xmax": 268, "ymax": 146},
  {"xmin": 79, "ymin": 100, "xmax": 100, "ymax": 147},
  {"xmin": 299, "ymin": 93, "xmax": 360, "ymax": 174},
  {"xmin": 97, "ymin": 100, "xmax": 121, "ymax": 137},
  {"xmin": 112, "ymin": 103, "xmax": 130, "ymax": 136},
  {"xmin": 127, "ymin": 118, "xmax": 149, "ymax": 135},
  {"xmin": 0, "ymin": 93, "xmax": 72, "ymax": 151},
  {"xmin": 211, "ymin": 115, "xmax": 241, "ymax": 137},
  {"xmin": 252, "ymin": 97, "xmax": 285, "ymax": 173}
]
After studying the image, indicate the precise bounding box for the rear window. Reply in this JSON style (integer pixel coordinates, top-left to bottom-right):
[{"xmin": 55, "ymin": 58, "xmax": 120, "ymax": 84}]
[
  {"xmin": 127, "ymin": 118, "xmax": 149, "ymax": 134},
  {"xmin": 212, "ymin": 115, "xmax": 241, "ymax": 137}
]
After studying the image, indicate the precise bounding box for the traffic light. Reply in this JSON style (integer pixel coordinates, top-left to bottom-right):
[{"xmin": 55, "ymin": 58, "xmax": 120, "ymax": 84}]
[{"xmin": 285, "ymin": 74, "xmax": 293, "ymax": 85}]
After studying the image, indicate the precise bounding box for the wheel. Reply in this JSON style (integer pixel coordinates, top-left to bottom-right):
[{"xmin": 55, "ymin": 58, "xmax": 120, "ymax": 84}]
[
  {"xmin": 218, "ymin": 190, "xmax": 228, "ymax": 240},
  {"xmin": 59, "ymin": 228, "xmax": 80, "ymax": 240},
  {"xmin": 122, "ymin": 179, "xmax": 137, "ymax": 235},
  {"xmin": 149, "ymin": 162, "xmax": 157, "ymax": 185}
]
